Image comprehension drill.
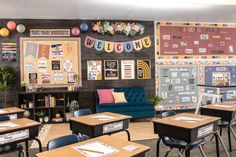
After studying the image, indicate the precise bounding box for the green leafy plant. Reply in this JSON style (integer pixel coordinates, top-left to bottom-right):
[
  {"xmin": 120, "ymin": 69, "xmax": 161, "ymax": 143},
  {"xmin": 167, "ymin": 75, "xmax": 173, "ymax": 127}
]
[
  {"xmin": 151, "ymin": 95, "xmax": 164, "ymax": 106},
  {"xmin": 67, "ymin": 100, "xmax": 79, "ymax": 113},
  {"xmin": 35, "ymin": 110, "xmax": 46, "ymax": 118},
  {"xmin": 0, "ymin": 66, "xmax": 16, "ymax": 107}
]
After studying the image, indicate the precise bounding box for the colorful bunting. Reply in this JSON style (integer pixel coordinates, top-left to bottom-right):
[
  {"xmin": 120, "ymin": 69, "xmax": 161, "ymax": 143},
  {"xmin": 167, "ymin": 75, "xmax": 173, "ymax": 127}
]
[{"xmin": 84, "ymin": 36, "xmax": 151, "ymax": 53}]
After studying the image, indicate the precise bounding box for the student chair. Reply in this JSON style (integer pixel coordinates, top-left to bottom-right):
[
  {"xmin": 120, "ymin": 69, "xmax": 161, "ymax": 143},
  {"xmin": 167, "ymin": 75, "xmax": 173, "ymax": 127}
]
[
  {"xmin": 0, "ymin": 115, "xmax": 24, "ymax": 157},
  {"xmin": 0, "ymin": 104, "xmax": 4, "ymax": 109},
  {"xmin": 47, "ymin": 134, "xmax": 79, "ymax": 150},
  {"xmin": 73, "ymin": 109, "xmax": 92, "ymax": 141},
  {"xmin": 74, "ymin": 109, "xmax": 92, "ymax": 117},
  {"xmin": 160, "ymin": 110, "xmax": 207, "ymax": 157}
]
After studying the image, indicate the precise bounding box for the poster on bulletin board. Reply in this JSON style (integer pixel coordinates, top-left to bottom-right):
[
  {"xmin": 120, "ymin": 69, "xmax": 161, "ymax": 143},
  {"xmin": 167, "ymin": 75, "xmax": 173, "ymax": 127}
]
[
  {"xmin": 204, "ymin": 65, "xmax": 236, "ymax": 101},
  {"xmin": 159, "ymin": 65, "xmax": 199, "ymax": 110},
  {"xmin": 20, "ymin": 38, "xmax": 81, "ymax": 88}
]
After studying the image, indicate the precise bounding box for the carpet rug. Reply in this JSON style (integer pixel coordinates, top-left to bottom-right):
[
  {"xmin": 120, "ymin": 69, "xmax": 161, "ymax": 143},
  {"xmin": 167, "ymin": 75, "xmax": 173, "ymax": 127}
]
[{"xmin": 30, "ymin": 121, "xmax": 158, "ymax": 148}]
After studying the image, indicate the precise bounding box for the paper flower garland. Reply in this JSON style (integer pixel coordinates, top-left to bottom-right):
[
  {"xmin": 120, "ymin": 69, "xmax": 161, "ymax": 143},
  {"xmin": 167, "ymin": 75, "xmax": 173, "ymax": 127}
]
[{"xmin": 92, "ymin": 21, "xmax": 145, "ymax": 36}]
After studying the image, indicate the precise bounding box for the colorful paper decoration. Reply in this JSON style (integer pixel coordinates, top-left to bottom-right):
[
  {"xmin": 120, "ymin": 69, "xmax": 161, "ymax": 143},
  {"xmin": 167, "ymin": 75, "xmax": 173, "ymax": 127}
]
[
  {"xmin": 137, "ymin": 60, "xmax": 151, "ymax": 79},
  {"xmin": 25, "ymin": 43, "xmax": 38, "ymax": 57},
  {"xmin": 80, "ymin": 23, "xmax": 89, "ymax": 32},
  {"xmin": 87, "ymin": 60, "xmax": 102, "ymax": 80},
  {"xmin": 7, "ymin": 21, "xmax": 16, "ymax": 30},
  {"xmin": 71, "ymin": 27, "xmax": 80, "ymax": 36},
  {"xmin": 92, "ymin": 21, "xmax": 145, "ymax": 36},
  {"xmin": 38, "ymin": 44, "xmax": 50, "ymax": 59},
  {"xmin": 0, "ymin": 28, "xmax": 9, "ymax": 37},
  {"xmin": 1, "ymin": 42, "xmax": 17, "ymax": 62},
  {"xmin": 16, "ymin": 24, "xmax": 25, "ymax": 33},
  {"xmin": 84, "ymin": 36, "xmax": 151, "ymax": 53}
]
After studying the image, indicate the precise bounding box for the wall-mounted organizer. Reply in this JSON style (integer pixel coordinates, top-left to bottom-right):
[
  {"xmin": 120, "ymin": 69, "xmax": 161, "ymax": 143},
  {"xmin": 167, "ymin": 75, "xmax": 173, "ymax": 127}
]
[{"xmin": 18, "ymin": 91, "xmax": 79, "ymax": 123}]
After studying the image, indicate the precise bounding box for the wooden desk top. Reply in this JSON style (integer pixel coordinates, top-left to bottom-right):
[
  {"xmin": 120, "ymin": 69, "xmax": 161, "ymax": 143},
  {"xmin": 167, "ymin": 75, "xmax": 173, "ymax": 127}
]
[
  {"xmin": 153, "ymin": 113, "xmax": 220, "ymax": 129},
  {"xmin": 201, "ymin": 103, "xmax": 236, "ymax": 112},
  {"xmin": 0, "ymin": 118, "xmax": 41, "ymax": 134},
  {"xmin": 36, "ymin": 135, "xmax": 150, "ymax": 157},
  {"xmin": 69, "ymin": 112, "xmax": 131, "ymax": 126},
  {"xmin": 0, "ymin": 107, "xmax": 25, "ymax": 116}
]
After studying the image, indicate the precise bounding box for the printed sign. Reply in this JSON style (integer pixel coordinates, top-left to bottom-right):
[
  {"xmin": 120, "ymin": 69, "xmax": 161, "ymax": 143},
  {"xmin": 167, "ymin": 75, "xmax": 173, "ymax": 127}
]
[
  {"xmin": 30, "ymin": 29, "xmax": 70, "ymax": 37},
  {"xmin": 0, "ymin": 129, "xmax": 29, "ymax": 145},
  {"xmin": 121, "ymin": 60, "xmax": 135, "ymax": 79},
  {"xmin": 197, "ymin": 124, "xmax": 213, "ymax": 138},
  {"xmin": 52, "ymin": 60, "xmax": 60, "ymax": 70},
  {"xmin": 87, "ymin": 60, "xmax": 102, "ymax": 80},
  {"xmin": 103, "ymin": 121, "xmax": 124, "ymax": 134},
  {"xmin": 104, "ymin": 60, "xmax": 119, "ymax": 80}
]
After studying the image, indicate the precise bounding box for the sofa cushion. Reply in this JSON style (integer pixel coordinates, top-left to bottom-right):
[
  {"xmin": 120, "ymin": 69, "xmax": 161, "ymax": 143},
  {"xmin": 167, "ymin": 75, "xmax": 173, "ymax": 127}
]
[
  {"xmin": 97, "ymin": 89, "xmax": 114, "ymax": 104},
  {"xmin": 114, "ymin": 87, "xmax": 147, "ymax": 103},
  {"xmin": 112, "ymin": 92, "xmax": 127, "ymax": 103}
]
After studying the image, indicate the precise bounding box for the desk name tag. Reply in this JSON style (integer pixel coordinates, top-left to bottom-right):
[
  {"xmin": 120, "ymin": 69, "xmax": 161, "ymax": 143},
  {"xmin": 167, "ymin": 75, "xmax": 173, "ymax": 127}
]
[
  {"xmin": 0, "ymin": 129, "xmax": 29, "ymax": 144},
  {"xmin": 103, "ymin": 121, "xmax": 124, "ymax": 134},
  {"xmin": 197, "ymin": 124, "xmax": 213, "ymax": 138}
]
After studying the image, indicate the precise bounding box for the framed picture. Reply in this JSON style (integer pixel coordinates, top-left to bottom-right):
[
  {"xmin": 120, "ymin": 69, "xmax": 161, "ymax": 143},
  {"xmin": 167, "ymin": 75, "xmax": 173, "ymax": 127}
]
[
  {"xmin": 104, "ymin": 60, "xmax": 119, "ymax": 80},
  {"xmin": 87, "ymin": 60, "xmax": 102, "ymax": 80},
  {"xmin": 137, "ymin": 60, "xmax": 151, "ymax": 79},
  {"xmin": 121, "ymin": 60, "xmax": 135, "ymax": 79}
]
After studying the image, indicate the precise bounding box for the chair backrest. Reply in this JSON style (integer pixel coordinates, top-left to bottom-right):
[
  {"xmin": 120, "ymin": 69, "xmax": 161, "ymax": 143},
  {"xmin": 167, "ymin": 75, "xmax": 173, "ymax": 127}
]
[
  {"xmin": 0, "ymin": 115, "xmax": 10, "ymax": 122},
  {"xmin": 47, "ymin": 134, "xmax": 79, "ymax": 150},
  {"xmin": 74, "ymin": 109, "xmax": 92, "ymax": 117},
  {"xmin": 0, "ymin": 105, "xmax": 4, "ymax": 109},
  {"xmin": 160, "ymin": 110, "xmax": 176, "ymax": 118}
]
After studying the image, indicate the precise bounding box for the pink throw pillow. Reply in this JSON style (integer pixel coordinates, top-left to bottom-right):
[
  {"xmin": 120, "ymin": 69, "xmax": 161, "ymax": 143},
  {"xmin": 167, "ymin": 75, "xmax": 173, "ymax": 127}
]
[{"xmin": 97, "ymin": 89, "xmax": 114, "ymax": 104}]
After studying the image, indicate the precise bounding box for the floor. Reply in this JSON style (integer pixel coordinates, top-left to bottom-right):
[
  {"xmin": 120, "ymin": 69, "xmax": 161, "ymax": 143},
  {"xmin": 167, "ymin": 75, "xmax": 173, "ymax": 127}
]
[{"xmin": 1, "ymin": 126, "xmax": 236, "ymax": 157}]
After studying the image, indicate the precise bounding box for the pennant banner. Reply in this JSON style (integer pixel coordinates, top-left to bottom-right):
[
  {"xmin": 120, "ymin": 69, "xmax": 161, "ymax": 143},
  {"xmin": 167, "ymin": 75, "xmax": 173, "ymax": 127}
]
[{"xmin": 84, "ymin": 36, "xmax": 151, "ymax": 53}]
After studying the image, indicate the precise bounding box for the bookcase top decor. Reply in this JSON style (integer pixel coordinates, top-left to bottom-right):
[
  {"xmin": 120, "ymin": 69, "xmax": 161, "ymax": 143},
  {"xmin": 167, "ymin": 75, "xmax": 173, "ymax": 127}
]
[{"xmin": 20, "ymin": 38, "xmax": 81, "ymax": 89}]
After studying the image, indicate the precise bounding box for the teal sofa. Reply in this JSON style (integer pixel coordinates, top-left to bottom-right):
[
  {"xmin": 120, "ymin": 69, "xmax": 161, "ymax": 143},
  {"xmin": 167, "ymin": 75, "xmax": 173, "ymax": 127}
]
[{"xmin": 95, "ymin": 87, "xmax": 155, "ymax": 119}]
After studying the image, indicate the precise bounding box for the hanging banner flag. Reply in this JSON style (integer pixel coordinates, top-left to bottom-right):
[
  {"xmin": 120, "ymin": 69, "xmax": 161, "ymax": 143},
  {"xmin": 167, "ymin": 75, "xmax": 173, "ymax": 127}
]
[
  {"xmin": 94, "ymin": 39, "xmax": 104, "ymax": 51},
  {"xmin": 114, "ymin": 42, "xmax": 124, "ymax": 53},
  {"xmin": 84, "ymin": 36, "xmax": 96, "ymax": 48},
  {"xmin": 84, "ymin": 36, "xmax": 151, "ymax": 53},
  {"xmin": 104, "ymin": 41, "xmax": 114, "ymax": 53},
  {"xmin": 133, "ymin": 39, "xmax": 143, "ymax": 51},
  {"xmin": 141, "ymin": 36, "xmax": 151, "ymax": 48},
  {"xmin": 38, "ymin": 44, "xmax": 50, "ymax": 59},
  {"xmin": 25, "ymin": 43, "xmax": 38, "ymax": 57},
  {"xmin": 124, "ymin": 41, "xmax": 134, "ymax": 53}
]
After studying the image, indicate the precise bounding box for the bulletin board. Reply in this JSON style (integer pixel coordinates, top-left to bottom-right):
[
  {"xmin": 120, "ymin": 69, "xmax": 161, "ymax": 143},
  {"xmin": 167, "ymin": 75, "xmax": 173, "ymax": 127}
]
[
  {"xmin": 204, "ymin": 65, "xmax": 236, "ymax": 101},
  {"xmin": 159, "ymin": 65, "xmax": 199, "ymax": 110},
  {"xmin": 157, "ymin": 24, "xmax": 236, "ymax": 55},
  {"xmin": 20, "ymin": 38, "xmax": 81, "ymax": 88}
]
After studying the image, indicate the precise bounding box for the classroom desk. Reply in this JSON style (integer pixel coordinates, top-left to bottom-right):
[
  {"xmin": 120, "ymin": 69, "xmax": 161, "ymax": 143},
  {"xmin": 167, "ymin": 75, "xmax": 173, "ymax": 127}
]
[
  {"xmin": 0, "ymin": 107, "xmax": 25, "ymax": 119},
  {"xmin": 69, "ymin": 112, "xmax": 131, "ymax": 141},
  {"xmin": 153, "ymin": 113, "xmax": 221, "ymax": 157},
  {"xmin": 201, "ymin": 103, "xmax": 236, "ymax": 152},
  {"xmin": 36, "ymin": 135, "xmax": 150, "ymax": 157},
  {"xmin": 0, "ymin": 118, "xmax": 42, "ymax": 157}
]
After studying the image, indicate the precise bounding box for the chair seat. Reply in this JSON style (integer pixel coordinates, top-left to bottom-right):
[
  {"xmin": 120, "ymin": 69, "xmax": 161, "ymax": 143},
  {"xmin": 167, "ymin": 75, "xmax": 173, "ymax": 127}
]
[
  {"xmin": 0, "ymin": 143, "xmax": 23, "ymax": 154},
  {"xmin": 218, "ymin": 120, "xmax": 229, "ymax": 128},
  {"xmin": 162, "ymin": 137, "xmax": 206, "ymax": 150}
]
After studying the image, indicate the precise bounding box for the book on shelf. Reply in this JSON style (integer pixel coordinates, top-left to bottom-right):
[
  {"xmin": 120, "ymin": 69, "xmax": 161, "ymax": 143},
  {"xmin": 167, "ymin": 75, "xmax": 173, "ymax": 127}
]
[
  {"xmin": 51, "ymin": 118, "xmax": 63, "ymax": 123},
  {"xmin": 45, "ymin": 96, "xmax": 49, "ymax": 107}
]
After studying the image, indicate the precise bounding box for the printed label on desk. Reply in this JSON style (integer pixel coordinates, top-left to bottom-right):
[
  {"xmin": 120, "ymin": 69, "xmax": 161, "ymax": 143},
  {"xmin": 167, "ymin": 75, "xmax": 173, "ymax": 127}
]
[
  {"xmin": 8, "ymin": 114, "xmax": 17, "ymax": 120},
  {"xmin": 197, "ymin": 124, "xmax": 213, "ymax": 138},
  {"xmin": 0, "ymin": 129, "xmax": 29, "ymax": 144},
  {"xmin": 103, "ymin": 121, "xmax": 124, "ymax": 134}
]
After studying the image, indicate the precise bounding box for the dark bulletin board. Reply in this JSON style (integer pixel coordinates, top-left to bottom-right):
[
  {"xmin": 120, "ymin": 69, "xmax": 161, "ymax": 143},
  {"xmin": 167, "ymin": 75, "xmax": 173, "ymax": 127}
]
[{"xmin": 159, "ymin": 25, "xmax": 236, "ymax": 55}]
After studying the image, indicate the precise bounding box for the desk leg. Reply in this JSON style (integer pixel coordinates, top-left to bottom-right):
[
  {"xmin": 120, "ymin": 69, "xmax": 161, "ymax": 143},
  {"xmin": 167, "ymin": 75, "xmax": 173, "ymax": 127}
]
[
  {"xmin": 125, "ymin": 130, "xmax": 131, "ymax": 141},
  {"xmin": 33, "ymin": 137, "xmax": 42, "ymax": 152},
  {"xmin": 156, "ymin": 138, "xmax": 161, "ymax": 157},
  {"xmin": 230, "ymin": 125, "xmax": 236, "ymax": 140},
  {"xmin": 214, "ymin": 132, "xmax": 220, "ymax": 157},
  {"xmin": 25, "ymin": 140, "xmax": 29, "ymax": 157},
  {"xmin": 185, "ymin": 149, "xmax": 190, "ymax": 157},
  {"xmin": 228, "ymin": 126, "xmax": 232, "ymax": 152},
  {"xmin": 215, "ymin": 131, "xmax": 230, "ymax": 157}
]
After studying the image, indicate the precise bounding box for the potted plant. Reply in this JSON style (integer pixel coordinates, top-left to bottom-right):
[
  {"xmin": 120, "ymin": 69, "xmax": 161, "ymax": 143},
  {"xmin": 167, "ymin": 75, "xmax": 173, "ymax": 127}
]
[
  {"xmin": 35, "ymin": 110, "xmax": 46, "ymax": 122},
  {"xmin": 0, "ymin": 66, "xmax": 15, "ymax": 108},
  {"xmin": 66, "ymin": 99, "xmax": 79, "ymax": 120},
  {"xmin": 151, "ymin": 95, "xmax": 164, "ymax": 111}
]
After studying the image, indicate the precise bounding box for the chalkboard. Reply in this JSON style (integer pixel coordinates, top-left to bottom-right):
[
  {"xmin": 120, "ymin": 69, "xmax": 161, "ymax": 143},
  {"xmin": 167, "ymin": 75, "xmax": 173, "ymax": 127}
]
[{"xmin": 158, "ymin": 24, "xmax": 236, "ymax": 55}]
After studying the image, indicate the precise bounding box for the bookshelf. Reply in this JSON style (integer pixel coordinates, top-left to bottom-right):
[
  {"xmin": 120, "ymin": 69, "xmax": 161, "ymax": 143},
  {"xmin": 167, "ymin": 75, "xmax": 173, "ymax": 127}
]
[{"xmin": 18, "ymin": 91, "xmax": 79, "ymax": 123}]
